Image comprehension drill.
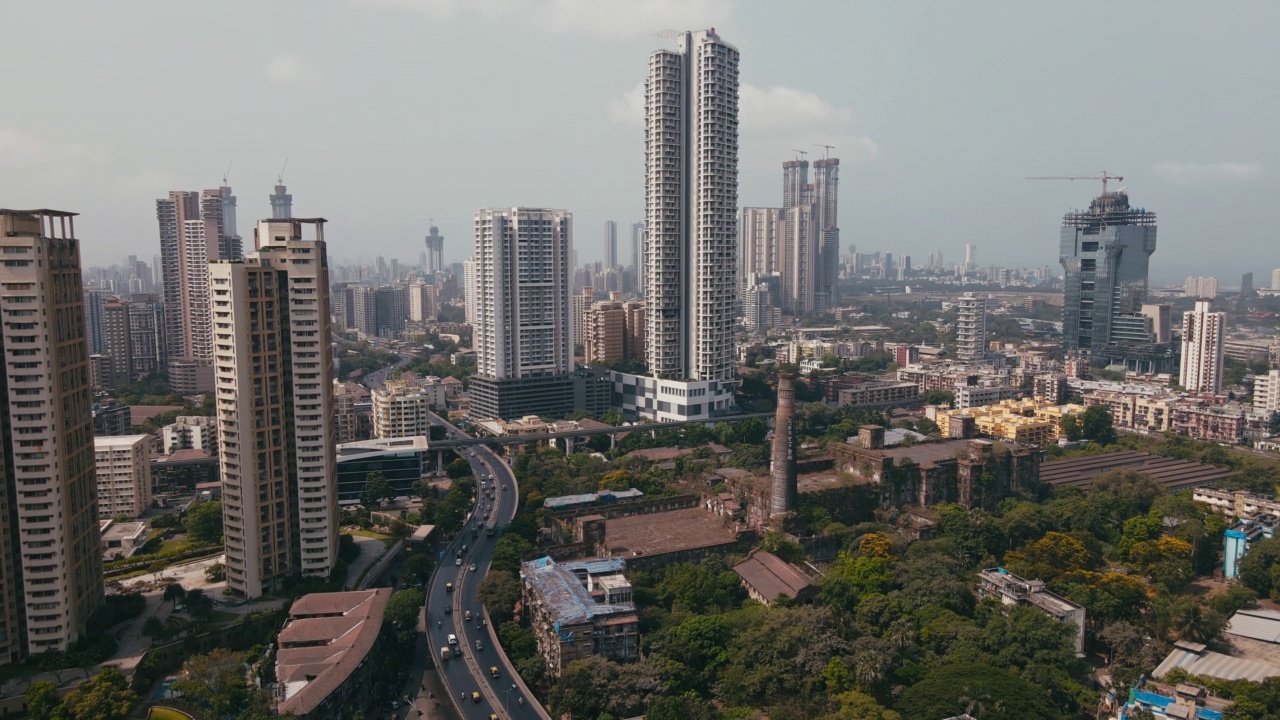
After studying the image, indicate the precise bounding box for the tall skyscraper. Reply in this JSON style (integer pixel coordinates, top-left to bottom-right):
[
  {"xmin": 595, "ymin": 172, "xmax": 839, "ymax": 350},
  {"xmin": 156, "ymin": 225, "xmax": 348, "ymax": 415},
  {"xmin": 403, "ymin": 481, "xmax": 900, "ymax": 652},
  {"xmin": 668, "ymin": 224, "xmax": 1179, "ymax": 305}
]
[
  {"xmin": 604, "ymin": 220, "xmax": 618, "ymax": 269},
  {"xmin": 157, "ymin": 189, "xmax": 244, "ymax": 381},
  {"xmin": 956, "ymin": 293, "xmax": 988, "ymax": 361},
  {"xmin": 1240, "ymin": 272, "xmax": 1256, "ymax": 298},
  {"xmin": 0, "ymin": 210, "xmax": 103, "ymax": 659},
  {"xmin": 270, "ymin": 183, "xmax": 293, "ymax": 219},
  {"xmin": 964, "ymin": 243, "xmax": 977, "ymax": 272},
  {"xmin": 1179, "ymin": 300, "xmax": 1225, "ymax": 393},
  {"xmin": 468, "ymin": 208, "xmax": 574, "ymax": 420},
  {"xmin": 211, "ymin": 218, "xmax": 338, "ymax": 598},
  {"xmin": 812, "ymin": 157, "xmax": 840, "ymax": 307},
  {"xmin": 631, "ymin": 221, "xmax": 645, "ymax": 289},
  {"xmin": 424, "ymin": 225, "xmax": 444, "ymax": 274},
  {"xmin": 1059, "ymin": 191, "xmax": 1157, "ymax": 355},
  {"xmin": 740, "ymin": 207, "xmax": 782, "ymax": 291},
  {"xmin": 463, "ymin": 258, "xmax": 477, "ymax": 326},
  {"xmin": 1272, "ymin": 269, "xmax": 1280, "ymax": 291},
  {"xmin": 83, "ymin": 288, "xmax": 109, "ymax": 355},
  {"xmin": 623, "ymin": 29, "xmax": 739, "ymax": 422},
  {"xmin": 783, "ymin": 203, "xmax": 818, "ymax": 314}
]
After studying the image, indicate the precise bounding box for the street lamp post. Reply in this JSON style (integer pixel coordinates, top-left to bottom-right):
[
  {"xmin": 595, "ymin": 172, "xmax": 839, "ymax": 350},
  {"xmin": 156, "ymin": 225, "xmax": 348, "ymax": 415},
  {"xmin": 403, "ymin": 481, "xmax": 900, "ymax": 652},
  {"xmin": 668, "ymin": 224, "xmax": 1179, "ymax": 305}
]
[{"xmin": 503, "ymin": 683, "xmax": 517, "ymax": 715}]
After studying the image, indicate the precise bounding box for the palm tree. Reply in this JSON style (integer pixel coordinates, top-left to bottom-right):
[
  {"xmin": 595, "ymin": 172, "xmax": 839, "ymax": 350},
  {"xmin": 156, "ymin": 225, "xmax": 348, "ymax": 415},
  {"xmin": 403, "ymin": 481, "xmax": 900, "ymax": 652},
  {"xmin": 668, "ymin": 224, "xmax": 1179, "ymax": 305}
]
[{"xmin": 163, "ymin": 582, "xmax": 186, "ymax": 607}]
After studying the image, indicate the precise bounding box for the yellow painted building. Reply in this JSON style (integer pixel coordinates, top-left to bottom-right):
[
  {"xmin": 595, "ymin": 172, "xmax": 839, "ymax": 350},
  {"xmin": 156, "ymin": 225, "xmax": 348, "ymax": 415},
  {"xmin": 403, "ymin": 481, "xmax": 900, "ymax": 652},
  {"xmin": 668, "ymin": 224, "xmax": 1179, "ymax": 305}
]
[{"xmin": 936, "ymin": 400, "xmax": 1086, "ymax": 446}]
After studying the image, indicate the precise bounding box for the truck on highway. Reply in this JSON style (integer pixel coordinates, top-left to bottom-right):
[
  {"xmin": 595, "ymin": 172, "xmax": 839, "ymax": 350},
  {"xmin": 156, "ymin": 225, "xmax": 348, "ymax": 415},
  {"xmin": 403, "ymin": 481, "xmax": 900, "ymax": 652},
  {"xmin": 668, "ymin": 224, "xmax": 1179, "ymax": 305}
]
[{"xmin": 441, "ymin": 647, "xmax": 450, "ymax": 662}]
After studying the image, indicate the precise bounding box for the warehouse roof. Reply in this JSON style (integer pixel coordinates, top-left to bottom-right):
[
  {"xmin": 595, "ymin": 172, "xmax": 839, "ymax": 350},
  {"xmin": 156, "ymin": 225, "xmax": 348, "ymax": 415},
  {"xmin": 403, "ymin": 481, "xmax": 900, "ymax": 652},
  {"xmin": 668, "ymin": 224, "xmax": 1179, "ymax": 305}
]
[
  {"xmin": 1153, "ymin": 643, "xmax": 1280, "ymax": 683},
  {"xmin": 1040, "ymin": 451, "xmax": 1239, "ymax": 491},
  {"xmin": 1226, "ymin": 609, "xmax": 1280, "ymax": 644}
]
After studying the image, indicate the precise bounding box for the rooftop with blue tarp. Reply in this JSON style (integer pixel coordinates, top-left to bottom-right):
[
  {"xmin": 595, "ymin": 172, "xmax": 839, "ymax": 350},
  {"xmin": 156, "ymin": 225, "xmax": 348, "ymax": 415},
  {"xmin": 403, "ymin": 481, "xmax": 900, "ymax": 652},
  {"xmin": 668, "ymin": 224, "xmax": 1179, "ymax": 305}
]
[
  {"xmin": 543, "ymin": 488, "xmax": 644, "ymax": 510},
  {"xmin": 522, "ymin": 556, "xmax": 635, "ymax": 626}
]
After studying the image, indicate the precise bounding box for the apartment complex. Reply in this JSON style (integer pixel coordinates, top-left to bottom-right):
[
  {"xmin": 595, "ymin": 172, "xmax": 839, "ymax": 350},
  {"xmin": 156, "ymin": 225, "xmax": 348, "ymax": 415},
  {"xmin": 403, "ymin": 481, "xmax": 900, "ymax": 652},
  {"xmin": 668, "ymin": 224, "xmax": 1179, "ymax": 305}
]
[
  {"xmin": 161, "ymin": 415, "xmax": 219, "ymax": 453},
  {"xmin": 1179, "ymin": 300, "xmax": 1225, "ymax": 393},
  {"xmin": 616, "ymin": 29, "xmax": 739, "ymax": 422},
  {"xmin": 94, "ymin": 435, "xmax": 153, "ymax": 519},
  {"xmin": 583, "ymin": 293, "xmax": 645, "ymax": 365},
  {"xmin": 935, "ymin": 400, "xmax": 1086, "ymax": 446},
  {"xmin": 521, "ymin": 557, "xmax": 640, "ymax": 676},
  {"xmin": 468, "ymin": 208, "xmax": 574, "ymax": 420},
  {"xmin": 157, "ymin": 188, "xmax": 243, "ymax": 390},
  {"xmin": 956, "ymin": 293, "xmax": 987, "ymax": 361},
  {"xmin": 1254, "ymin": 370, "xmax": 1280, "ymax": 414},
  {"xmin": 978, "ymin": 568, "xmax": 1086, "ymax": 656},
  {"xmin": 372, "ymin": 373, "xmax": 449, "ymax": 438},
  {"xmin": 1059, "ymin": 191, "xmax": 1157, "ymax": 355},
  {"xmin": 0, "ymin": 209, "xmax": 103, "ymax": 659},
  {"xmin": 739, "ymin": 207, "xmax": 782, "ymax": 293},
  {"xmin": 212, "ymin": 218, "xmax": 338, "ymax": 598},
  {"xmin": 1184, "ymin": 276, "xmax": 1219, "ymax": 298}
]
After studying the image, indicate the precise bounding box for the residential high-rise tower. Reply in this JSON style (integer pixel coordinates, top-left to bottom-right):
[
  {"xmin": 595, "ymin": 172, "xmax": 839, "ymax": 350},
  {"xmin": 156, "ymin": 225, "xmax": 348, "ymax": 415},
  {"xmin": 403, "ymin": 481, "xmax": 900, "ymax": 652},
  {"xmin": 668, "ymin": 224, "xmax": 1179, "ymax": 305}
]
[
  {"xmin": 1059, "ymin": 191, "xmax": 1157, "ymax": 355},
  {"xmin": 157, "ymin": 188, "xmax": 244, "ymax": 385},
  {"xmin": 468, "ymin": 208, "xmax": 574, "ymax": 420},
  {"xmin": 957, "ymin": 293, "xmax": 988, "ymax": 361},
  {"xmin": 424, "ymin": 225, "xmax": 444, "ymax": 274},
  {"xmin": 212, "ymin": 218, "xmax": 338, "ymax": 598},
  {"xmin": 620, "ymin": 29, "xmax": 739, "ymax": 421},
  {"xmin": 1179, "ymin": 299, "xmax": 1225, "ymax": 393},
  {"xmin": 604, "ymin": 220, "xmax": 618, "ymax": 269},
  {"xmin": 0, "ymin": 210, "xmax": 103, "ymax": 658},
  {"xmin": 812, "ymin": 157, "xmax": 840, "ymax": 307},
  {"xmin": 270, "ymin": 183, "xmax": 293, "ymax": 219}
]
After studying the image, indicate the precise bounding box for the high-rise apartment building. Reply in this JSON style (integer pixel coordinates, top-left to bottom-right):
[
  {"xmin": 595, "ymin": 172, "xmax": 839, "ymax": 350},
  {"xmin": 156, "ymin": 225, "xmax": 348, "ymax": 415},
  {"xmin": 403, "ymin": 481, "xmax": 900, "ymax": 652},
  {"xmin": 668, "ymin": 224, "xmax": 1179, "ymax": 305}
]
[
  {"xmin": 623, "ymin": 300, "xmax": 645, "ymax": 362},
  {"xmin": 740, "ymin": 207, "xmax": 782, "ymax": 291},
  {"xmin": 1184, "ymin": 276, "xmax": 1219, "ymax": 299},
  {"xmin": 964, "ymin": 243, "xmax": 977, "ymax": 273},
  {"xmin": 784, "ymin": 203, "xmax": 818, "ymax": 315},
  {"xmin": 0, "ymin": 209, "xmax": 103, "ymax": 658},
  {"xmin": 1059, "ymin": 191, "xmax": 1157, "ymax": 355},
  {"xmin": 270, "ymin": 183, "xmax": 293, "ymax": 219},
  {"xmin": 83, "ymin": 288, "xmax": 109, "ymax": 355},
  {"xmin": 158, "ymin": 188, "xmax": 244, "ymax": 389},
  {"xmin": 812, "ymin": 157, "xmax": 840, "ymax": 307},
  {"xmin": 468, "ymin": 208, "xmax": 574, "ymax": 420},
  {"xmin": 373, "ymin": 375, "xmax": 447, "ymax": 439},
  {"xmin": 127, "ymin": 294, "xmax": 166, "ymax": 377},
  {"xmin": 424, "ymin": 225, "xmax": 445, "ymax": 274},
  {"xmin": 1179, "ymin": 299, "xmax": 1225, "ymax": 393},
  {"xmin": 1253, "ymin": 370, "xmax": 1280, "ymax": 414},
  {"xmin": 100, "ymin": 299, "xmax": 133, "ymax": 389},
  {"xmin": 572, "ymin": 287, "xmax": 594, "ymax": 352},
  {"xmin": 463, "ymin": 258, "xmax": 477, "ymax": 326},
  {"xmin": 744, "ymin": 282, "xmax": 782, "ymax": 333},
  {"xmin": 956, "ymin": 293, "xmax": 987, "ymax": 361},
  {"xmin": 1241, "ymin": 272, "xmax": 1255, "ymax": 298},
  {"xmin": 408, "ymin": 281, "xmax": 438, "ymax": 324},
  {"xmin": 94, "ymin": 435, "xmax": 152, "ymax": 519},
  {"xmin": 212, "ymin": 218, "xmax": 338, "ymax": 598},
  {"xmin": 618, "ymin": 29, "xmax": 739, "ymax": 422},
  {"xmin": 1272, "ymin": 269, "xmax": 1280, "ymax": 291},
  {"xmin": 604, "ymin": 221, "xmax": 618, "ymax": 269},
  {"xmin": 631, "ymin": 222, "xmax": 646, "ymax": 297}
]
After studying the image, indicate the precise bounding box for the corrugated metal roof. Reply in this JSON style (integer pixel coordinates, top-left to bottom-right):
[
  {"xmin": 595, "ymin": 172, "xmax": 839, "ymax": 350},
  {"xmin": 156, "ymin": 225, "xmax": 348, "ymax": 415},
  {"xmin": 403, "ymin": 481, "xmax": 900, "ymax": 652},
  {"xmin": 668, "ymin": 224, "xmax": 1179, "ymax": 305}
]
[
  {"xmin": 1153, "ymin": 647, "xmax": 1280, "ymax": 683},
  {"xmin": 1225, "ymin": 609, "xmax": 1280, "ymax": 643}
]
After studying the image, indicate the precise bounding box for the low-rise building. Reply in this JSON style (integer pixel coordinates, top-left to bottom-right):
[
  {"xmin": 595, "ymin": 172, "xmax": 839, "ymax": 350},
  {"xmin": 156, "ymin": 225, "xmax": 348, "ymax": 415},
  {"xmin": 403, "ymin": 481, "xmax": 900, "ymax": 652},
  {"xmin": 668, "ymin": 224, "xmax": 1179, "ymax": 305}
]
[
  {"xmin": 836, "ymin": 379, "xmax": 920, "ymax": 409},
  {"xmin": 1192, "ymin": 487, "xmax": 1280, "ymax": 518},
  {"xmin": 521, "ymin": 557, "xmax": 639, "ymax": 676},
  {"xmin": 1224, "ymin": 514, "xmax": 1279, "ymax": 579},
  {"xmin": 936, "ymin": 400, "xmax": 1087, "ymax": 446},
  {"xmin": 92, "ymin": 400, "xmax": 133, "ymax": 437},
  {"xmin": 94, "ymin": 434, "xmax": 153, "ymax": 519},
  {"xmin": 275, "ymin": 589, "xmax": 394, "ymax": 719},
  {"xmin": 977, "ymin": 567, "xmax": 1085, "ymax": 656},
  {"xmin": 733, "ymin": 551, "xmax": 816, "ymax": 606},
  {"xmin": 151, "ymin": 448, "xmax": 219, "ymax": 495},
  {"xmin": 335, "ymin": 436, "xmax": 430, "ymax": 502},
  {"xmin": 161, "ymin": 415, "xmax": 218, "ymax": 453},
  {"xmin": 372, "ymin": 373, "xmax": 449, "ymax": 439},
  {"xmin": 100, "ymin": 520, "xmax": 148, "ymax": 561}
]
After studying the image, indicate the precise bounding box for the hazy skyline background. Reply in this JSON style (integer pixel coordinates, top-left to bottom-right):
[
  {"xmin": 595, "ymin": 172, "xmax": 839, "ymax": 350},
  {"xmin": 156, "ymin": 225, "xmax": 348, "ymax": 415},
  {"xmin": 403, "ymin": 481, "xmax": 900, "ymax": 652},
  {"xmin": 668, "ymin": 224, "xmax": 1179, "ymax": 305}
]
[{"xmin": 2, "ymin": 0, "xmax": 1276, "ymax": 285}]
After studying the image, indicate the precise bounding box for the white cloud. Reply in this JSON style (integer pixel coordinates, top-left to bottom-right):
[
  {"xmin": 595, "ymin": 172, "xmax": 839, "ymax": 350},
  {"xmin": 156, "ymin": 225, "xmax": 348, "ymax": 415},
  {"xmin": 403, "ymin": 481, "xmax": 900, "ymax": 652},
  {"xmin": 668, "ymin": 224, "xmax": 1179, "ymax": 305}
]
[
  {"xmin": 264, "ymin": 53, "xmax": 324, "ymax": 87},
  {"xmin": 1153, "ymin": 161, "xmax": 1264, "ymax": 186},
  {"xmin": 607, "ymin": 82, "xmax": 879, "ymax": 162},
  {"xmin": 0, "ymin": 128, "xmax": 110, "ymax": 169},
  {"xmin": 355, "ymin": 0, "xmax": 737, "ymax": 39}
]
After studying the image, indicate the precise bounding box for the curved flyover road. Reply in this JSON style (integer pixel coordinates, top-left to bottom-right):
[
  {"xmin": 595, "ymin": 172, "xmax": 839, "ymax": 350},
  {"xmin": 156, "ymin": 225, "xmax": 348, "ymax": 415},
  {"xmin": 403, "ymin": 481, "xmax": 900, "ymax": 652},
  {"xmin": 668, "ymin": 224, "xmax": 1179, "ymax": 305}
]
[{"xmin": 423, "ymin": 413, "xmax": 548, "ymax": 720}]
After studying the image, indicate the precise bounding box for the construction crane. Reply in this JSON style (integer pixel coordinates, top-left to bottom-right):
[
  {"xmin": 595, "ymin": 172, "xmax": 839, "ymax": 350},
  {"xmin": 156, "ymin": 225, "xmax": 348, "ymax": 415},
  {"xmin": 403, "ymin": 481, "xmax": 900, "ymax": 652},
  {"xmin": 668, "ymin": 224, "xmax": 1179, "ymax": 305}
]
[
  {"xmin": 653, "ymin": 29, "xmax": 682, "ymax": 46},
  {"xmin": 277, "ymin": 158, "xmax": 289, "ymax": 185},
  {"xmin": 791, "ymin": 149, "xmax": 809, "ymax": 161},
  {"xmin": 1026, "ymin": 170, "xmax": 1124, "ymax": 196},
  {"xmin": 222, "ymin": 161, "xmax": 232, "ymax": 186},
  {"xmin": 813, "ymin": 144, "xmax": 835, "ymax": 160}
]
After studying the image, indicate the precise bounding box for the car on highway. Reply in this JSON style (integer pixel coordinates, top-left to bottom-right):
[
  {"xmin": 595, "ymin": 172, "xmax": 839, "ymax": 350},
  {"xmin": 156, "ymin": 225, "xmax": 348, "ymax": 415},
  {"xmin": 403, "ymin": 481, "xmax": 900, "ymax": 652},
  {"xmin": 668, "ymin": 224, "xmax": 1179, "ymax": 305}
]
[
  {"xmin": 446, "ymin": 582, "xmax": 453, "ymax": 592},
  {"xmin": 444, "ymin": 605, "xmax": 451, "ymax": 614},
  {"xmin": 465, "ymin": 610, "xmax": 472, "ymax": 621},
  {"xmin": 471, "ymin": 692, "xmax": 481, "ymax": 703},
  {"xmin": 455, "ymin": 558, "xmax": 462, "ymax": 566},
  {"xmin": 476, "ymin": 639, "xmax": 484, "ymax": 651},
  {"xmin": 447, "ymin": 633, "xmax": 458, "ymax": 645},
  {"xmin": 489, "ymin": 665, "xmax": 500, "ymax": 678},
  {"xmin": 469, "ymin": 563, "xmax": 477, "ymax": 572}
]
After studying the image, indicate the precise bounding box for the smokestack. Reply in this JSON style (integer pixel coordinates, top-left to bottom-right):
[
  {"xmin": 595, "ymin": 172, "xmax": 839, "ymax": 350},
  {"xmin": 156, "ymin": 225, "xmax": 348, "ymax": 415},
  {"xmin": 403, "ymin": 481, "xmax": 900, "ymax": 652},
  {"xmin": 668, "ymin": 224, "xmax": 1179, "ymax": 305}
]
[{"xmin": 770, "ymin": 373, "xmax": 799, "ymax": 518}]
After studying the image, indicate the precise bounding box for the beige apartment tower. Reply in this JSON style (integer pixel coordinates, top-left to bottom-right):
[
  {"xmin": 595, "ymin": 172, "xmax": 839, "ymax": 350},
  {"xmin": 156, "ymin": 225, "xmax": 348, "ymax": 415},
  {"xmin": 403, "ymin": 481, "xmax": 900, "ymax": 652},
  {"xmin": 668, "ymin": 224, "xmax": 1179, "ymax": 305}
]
[
  {"xmin": 0, "ymin": 210, "xmax": 103, "ymax": 661},
  {"xmin": 212, "ymin": 218, "xmax": 338, "ymax": 598},
  {"xmin": 94, "ymin": 435, "xmax": 153, "ymax": 519}
]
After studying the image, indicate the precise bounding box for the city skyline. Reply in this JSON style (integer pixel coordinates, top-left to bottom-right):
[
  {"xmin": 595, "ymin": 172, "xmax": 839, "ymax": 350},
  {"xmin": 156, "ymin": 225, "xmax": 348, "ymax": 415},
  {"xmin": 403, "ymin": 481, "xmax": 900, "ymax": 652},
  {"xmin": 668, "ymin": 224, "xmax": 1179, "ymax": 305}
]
[{"xmin": 2, "ymin": 2, "xmax": 1275, "ymax": 282}]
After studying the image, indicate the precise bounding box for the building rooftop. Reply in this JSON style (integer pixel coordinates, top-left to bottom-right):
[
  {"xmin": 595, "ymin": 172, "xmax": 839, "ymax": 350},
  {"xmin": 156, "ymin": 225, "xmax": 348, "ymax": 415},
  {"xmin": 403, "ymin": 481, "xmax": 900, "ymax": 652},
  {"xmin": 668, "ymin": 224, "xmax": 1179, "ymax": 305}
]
[
  {"xmin": 1154, "ymin": 643, "xmax": 1280, "ymax": 683},
  {"xmin": 1226, "ymin": 609, "xmax": 1280, "ymax": 644},
  {"xmin": 93, "ymin": 433, "xmax": 151, "ymax": 448},
  {"xmin": 276, "ymin": 588, "xmax": 390, "ymax": 717},
  {"xmin": 1040, "ymin": 451, "xmax": 1239, "ymax": 491},
  {"xmin": 156, "ymin": 448, "xmax": 213, "ymax": 463},
  {"xmin": 336, "ymin": 435, "xmax": 431, "ymax": 458},
  {"xmin": 603, "ymin": 507, "xmax": 736, "ymax": 558},
  {"xmin": 521, "ymin": 557, "xmax": 635, "ymax": 626},
  {"xmin": 733, "ymin": 551, "xmax": 813, "ymax": 601},
  {"xmin": 544, "ymin": 488, "xmax": 644, "ymax": 510},
  {"xmin": 100, "ymin": 520, "xmax": 147, "ymax": 544}
]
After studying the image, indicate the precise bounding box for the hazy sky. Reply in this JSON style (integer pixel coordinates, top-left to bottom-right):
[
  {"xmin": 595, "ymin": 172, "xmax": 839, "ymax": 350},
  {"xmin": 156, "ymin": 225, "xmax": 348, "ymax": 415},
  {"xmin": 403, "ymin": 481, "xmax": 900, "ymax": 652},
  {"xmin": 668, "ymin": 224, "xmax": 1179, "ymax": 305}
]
[{"xmin": 2, "ymin": 1, "xmax": 1276, "ymax": 285}]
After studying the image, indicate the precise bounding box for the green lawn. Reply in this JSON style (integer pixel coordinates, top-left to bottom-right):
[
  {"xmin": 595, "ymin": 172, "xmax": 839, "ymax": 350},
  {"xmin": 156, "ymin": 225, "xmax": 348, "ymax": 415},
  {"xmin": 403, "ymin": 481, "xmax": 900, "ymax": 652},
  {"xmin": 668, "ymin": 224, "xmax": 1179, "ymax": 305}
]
[
  {"xmin": 351, "ymin": 529, "xmax": 397, "ymax": 548},
  {"xmin": 148, "ymin": 707, "xmax": 195, "ymax": 720}
]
